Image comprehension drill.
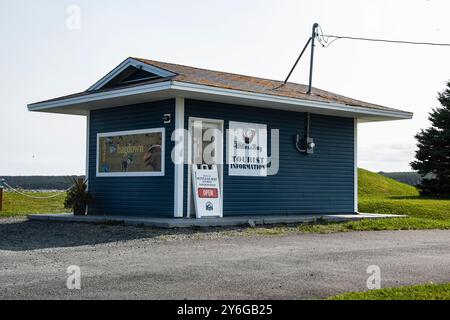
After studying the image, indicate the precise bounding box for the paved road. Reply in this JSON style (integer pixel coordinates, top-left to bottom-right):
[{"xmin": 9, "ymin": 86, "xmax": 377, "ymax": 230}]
[{"xmin": 0, "ymin": 219, "xmax": 449, "ymax": 299}]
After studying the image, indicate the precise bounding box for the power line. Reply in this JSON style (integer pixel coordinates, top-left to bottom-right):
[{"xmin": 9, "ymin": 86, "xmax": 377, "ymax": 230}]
[
  {"xmin": 276, "ymin": 23, "xmax": 450, "ymax": 91},
  {"xmin": 319, "ymin": 34, "xmax": 450, "ymax": 47}
]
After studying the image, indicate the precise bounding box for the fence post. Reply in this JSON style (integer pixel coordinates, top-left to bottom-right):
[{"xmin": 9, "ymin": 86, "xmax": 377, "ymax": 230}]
[{"xmin": 0, "ymin": 179, "xmax": 4, "ymax": 211}]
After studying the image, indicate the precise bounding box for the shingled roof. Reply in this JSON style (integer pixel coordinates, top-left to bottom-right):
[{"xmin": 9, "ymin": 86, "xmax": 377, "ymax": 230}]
[
  {"xmin": 133, "ymin": 58, "xmax": 401, "ymax": 113},
  {"xmin": 29, "ymin": 57, "xmax": 411, "ymax": 117}
]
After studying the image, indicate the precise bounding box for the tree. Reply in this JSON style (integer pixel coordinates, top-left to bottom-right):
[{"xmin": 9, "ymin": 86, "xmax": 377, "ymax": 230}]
[{"xmin": 411, "ymin": 81, "xmax": 450, "ymax": 197}]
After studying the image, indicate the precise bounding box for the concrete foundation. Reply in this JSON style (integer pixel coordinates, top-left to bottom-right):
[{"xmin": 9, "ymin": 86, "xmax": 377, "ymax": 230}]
[{"xmin": 27, "ymin": 213, "xmax": 406, "ymax": 229}]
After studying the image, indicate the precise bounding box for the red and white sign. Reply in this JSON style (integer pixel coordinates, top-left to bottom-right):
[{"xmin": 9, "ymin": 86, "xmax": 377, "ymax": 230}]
[
  {"xmin": 198, "ymin": 188, "xmax": 219, "ymax": 198},
  {"xmin": 192, "ymin": 165, "xmax": 222, "ymax": 218}
]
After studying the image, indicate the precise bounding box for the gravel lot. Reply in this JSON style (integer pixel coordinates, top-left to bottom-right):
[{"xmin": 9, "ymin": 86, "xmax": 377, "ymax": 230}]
[{"xmin": 0, "ymin": 217, "xmax": 449, "ymax": 299}]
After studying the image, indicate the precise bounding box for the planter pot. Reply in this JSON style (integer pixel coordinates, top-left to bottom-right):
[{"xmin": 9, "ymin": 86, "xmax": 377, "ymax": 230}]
[{"xmin": 73, "ymin": 203, "xmax": 87, "ymax": 216}]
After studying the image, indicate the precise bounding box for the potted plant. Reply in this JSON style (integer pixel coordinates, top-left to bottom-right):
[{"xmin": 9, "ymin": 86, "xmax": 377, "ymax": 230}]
[{"xmin": 64, "ymin": 177, "xmax": 91, "ymax": 216}]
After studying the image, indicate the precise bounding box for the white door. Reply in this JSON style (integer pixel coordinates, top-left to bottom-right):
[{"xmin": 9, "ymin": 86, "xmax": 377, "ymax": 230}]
[{"xmin": 188, "ymin": 118, "xmax": 224, "ymax": 217}]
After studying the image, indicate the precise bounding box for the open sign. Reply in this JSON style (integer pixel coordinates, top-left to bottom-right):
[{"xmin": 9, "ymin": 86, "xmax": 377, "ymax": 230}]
[{"xmin": 198, "ymin": 188, "xmax": 219, "ymax": 198}]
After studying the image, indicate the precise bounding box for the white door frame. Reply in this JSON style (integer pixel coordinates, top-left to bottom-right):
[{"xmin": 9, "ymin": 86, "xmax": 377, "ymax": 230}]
[{"xmin": 187, "ymin": 117, "xmax": 224, "ymax": 218}]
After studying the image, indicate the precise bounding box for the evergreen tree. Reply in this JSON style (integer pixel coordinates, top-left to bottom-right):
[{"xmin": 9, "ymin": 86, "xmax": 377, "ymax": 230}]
[{"xmin": 411, "ymin": 81, "xmax": 450, "ymax": 197}]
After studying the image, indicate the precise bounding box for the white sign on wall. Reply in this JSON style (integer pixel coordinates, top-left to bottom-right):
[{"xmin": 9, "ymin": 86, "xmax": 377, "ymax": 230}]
[
  {"xmin": 192, "ymin": 165, "xmax": 222, "ymax": 218},
  {"xmin": 228, "ymin": 121, "xmax": 267, "ymax": 177}
]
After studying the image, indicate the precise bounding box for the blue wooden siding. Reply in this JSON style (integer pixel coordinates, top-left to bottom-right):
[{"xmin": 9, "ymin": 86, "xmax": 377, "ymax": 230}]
[
  {"xmin": 88, "ymin": 100, "xmax": 175, "ymax": 216},
  {"xmin": 184, "ymin": 99, "xmax": 355, "ymax": 215}
]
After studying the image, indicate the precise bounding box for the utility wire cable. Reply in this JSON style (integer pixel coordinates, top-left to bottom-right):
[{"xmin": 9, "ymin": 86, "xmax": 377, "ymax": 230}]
[
  {"xmin": 319, "ymin": 34, "xmax": 450, "ymax": 47},
  {"xmin": 276, "ymin": 23, "xmax": 450, "ymax": 90},
  {"xmin": 316, "ymin": 25, "xmax": 341, "ymax": 48}
]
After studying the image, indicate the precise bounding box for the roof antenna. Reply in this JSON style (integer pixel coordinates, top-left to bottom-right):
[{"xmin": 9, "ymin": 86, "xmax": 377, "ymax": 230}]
[
  {"xmin": 307, "ymin": 23, "xmax": 319, "ymax": 95},
  {"xmin": 275, "ymin": 22, "xmax": 319, "ymax": 95}
]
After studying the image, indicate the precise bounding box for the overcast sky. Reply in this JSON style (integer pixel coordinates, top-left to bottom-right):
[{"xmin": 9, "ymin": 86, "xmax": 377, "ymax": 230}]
[{"xmin": 1, "ymin": 0, "xmax": 449, "ymax": 175}]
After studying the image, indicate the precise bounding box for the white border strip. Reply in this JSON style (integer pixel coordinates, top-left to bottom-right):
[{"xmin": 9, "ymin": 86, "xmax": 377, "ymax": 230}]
[
  {"xmin": 96, "ymin": 127, "xmax": 165, "ymax": 177},
  {"xmin": 173, "ymin": 98, "xmax": 185, "ymax": 218}
]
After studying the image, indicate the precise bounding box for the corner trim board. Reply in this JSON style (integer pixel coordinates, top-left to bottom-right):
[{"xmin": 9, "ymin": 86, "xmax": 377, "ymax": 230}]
[
  {"xmin": 85, "ymin": 111, "xmax": 90, "ymax": 188},
  {"xmin": 174, "ymin": 98, "xmax": 185, "ymax": 218},
  {"xmin": 354, "ymin": 118, "xmax": 358, "ymax": 213}
]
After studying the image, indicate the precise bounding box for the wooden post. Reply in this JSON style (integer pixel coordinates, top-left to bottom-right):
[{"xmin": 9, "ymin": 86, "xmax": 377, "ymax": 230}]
[{"xmin": 0, "ymin": 179, "xmax": 4, "ymax": 211}]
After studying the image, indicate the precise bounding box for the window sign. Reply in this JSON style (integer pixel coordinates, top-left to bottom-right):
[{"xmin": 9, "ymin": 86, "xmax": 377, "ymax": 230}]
[
  {"xmin": 97, "ymin": 128, "xmax": 165, "ymax": 177},
  {"xmin": 228, "ymin": 121, "xmax": 267, "ymax": 177}
]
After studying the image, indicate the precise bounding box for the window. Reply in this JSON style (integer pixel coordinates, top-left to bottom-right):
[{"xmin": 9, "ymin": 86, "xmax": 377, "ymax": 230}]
[{"xmin": 96, "ymin": 128, "xmax": 165, "ymax": 177}]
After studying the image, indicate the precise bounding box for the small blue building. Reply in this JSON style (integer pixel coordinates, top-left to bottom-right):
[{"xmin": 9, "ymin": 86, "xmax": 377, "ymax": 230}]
[{"xmin": 28, "ymin": 57, "xmax": 412, "ymax": 218}]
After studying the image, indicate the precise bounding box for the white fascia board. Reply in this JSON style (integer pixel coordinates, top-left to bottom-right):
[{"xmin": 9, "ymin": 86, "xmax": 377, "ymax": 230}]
[
  {"xmin": 87, "ymin": 58, "xmax": 176, "ymax": 91},
  {"xmin": 28, "ymin": 81, "xmax": 172, "ymax": 111},
  {"xmin": 170, "ymin": 81, "xmax": 413, "ymax": 120},
  {"xmin": 28, "ymin": 80, "xmax": 413, "ymax": 121}
]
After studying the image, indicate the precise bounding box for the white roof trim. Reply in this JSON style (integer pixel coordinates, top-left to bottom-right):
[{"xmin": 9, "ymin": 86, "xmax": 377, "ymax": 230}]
[
  {"xmin": 29, "ymin": 81, "xmax": 172, "ymax": 110},
  {"xmin": 87, "ymin": 58, "xmax": 176, "ymax": 91},
  {"xmin": 170, "ymin": 81, "xmax": 413, "ymax": 119},
  {"xmin": 28, "ymin": 80, "xmax": 413, "ymax": 120}
]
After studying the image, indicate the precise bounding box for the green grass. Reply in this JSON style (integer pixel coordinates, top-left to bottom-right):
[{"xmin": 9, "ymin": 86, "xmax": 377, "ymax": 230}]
[
  {"xmin": 329, "ymin": 283, "xmax": 450, "ymax": 300},
  {"xmin": 234, "ymin": 217, "xmax": 450, "ymax": 237},
  {"xmin": 0, "ymin": 191, "xmax": 69, "ymax": 217},
  {"xmin": 358, "ymin": 168, "xmax": 419, "ymax": 198},
  {"xmin": 301, "ymin": 217, "xmax": 450, "ymax": 232},
  {"xmin": 231, "ymin": 169, "xmax": 450, "ymax": 236},
  {"xmin": 356, "ymin": 168, "xmax": 450, "ymax": 230},
  {"xmin": 360, "ymin": 196, "xmax": 450, "ymax": 220}
]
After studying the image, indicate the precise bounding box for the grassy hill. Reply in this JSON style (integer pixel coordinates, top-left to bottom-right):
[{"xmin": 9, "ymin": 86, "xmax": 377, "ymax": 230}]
[
  {"xmin": 358, "ymin": 168, "xmax": 450, "ymax": 222},
  {"xmin": 358, "ymin": 168, "xmax": 419, "ymax": 198}
]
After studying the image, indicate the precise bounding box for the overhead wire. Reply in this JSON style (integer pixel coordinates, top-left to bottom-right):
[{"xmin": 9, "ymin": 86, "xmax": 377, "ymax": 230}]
[
  {"xmin": 316, "ymin": 26, "xmax": 450, "ymax": 48},
  {"xmin": 276, "ymin": 23, "xmax": 450, "ymax": 90}
]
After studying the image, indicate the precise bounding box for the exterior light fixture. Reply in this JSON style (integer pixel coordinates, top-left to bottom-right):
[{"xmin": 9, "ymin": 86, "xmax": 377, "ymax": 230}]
[{"xmin": 295, "ymin": 113, "xmax": 315, "ymax": 154}]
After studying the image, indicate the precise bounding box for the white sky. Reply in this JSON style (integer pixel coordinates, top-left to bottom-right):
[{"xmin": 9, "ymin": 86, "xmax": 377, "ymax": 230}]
[{"xmin": 0, "ymin": 0, "xmax": 449, "ymax": 175}]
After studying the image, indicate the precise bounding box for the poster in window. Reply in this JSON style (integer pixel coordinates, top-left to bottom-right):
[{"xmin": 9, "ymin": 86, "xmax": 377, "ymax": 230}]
[{"xmin": 97, "ymin": 128, "xmax": 165, "ymax": 176}]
